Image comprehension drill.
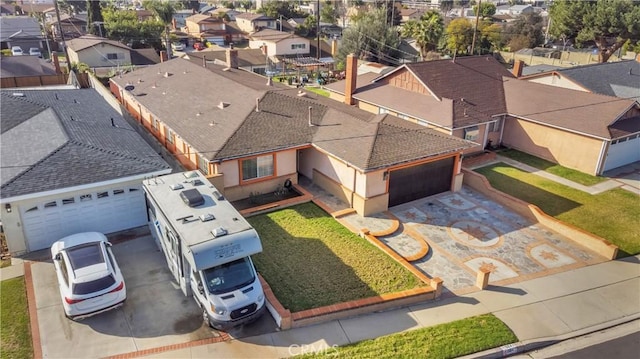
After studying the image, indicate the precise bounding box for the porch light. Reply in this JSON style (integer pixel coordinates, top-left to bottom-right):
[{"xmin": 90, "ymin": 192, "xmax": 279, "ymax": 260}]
[{"xmin": 5, "ymin": 203, "xmax": 11, "ymax": 213}]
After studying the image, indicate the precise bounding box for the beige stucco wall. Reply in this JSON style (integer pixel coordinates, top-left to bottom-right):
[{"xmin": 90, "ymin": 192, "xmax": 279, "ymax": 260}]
[
  {"xmin": 526, "ymin": 75, "xmax": 589, "ymax": 92},
  {"xmin": 71, "ymin": 44, "xmax": 131, "ymax": 68},
  {"xmin": 361, "ymin": 169, "xmax": 387, "ymax": 198},
  {"xmin": 352, "ymin": 192, "xmax": 389, "ymax": 216},
  {"xmin": 3, "ymin": 178, "xmax": 145, "ymax": 254},
  {"xmin": 236, "ymin": 18, "xmax": 254, "ymax": 33},
  {"xmin": 452, "ymin": 124, "xmax": 486, "ymax": 154},
  {"xmin": 220, "ymin": 160, "xmax": 240, "ymax": 187},
  {"xmin": 276, "ymin": 149, "xmax": 297, "ymax": 176},
  {"xmin": 503, "ymin": 117, "xmax": 604, "ymax": 174}
]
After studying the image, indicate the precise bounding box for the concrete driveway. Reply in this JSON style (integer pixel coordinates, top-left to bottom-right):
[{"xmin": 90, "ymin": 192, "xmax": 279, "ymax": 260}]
[{"xmin": 30, "ymin": 231, "xmax": 277, "ymax": 358}]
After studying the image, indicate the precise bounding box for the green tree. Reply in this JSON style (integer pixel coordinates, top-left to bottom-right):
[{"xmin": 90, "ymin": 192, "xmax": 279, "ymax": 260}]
[
  {"xmin": 321, "ymin": 1, "xmax": 339, "ymax": 25},
  {"xmin": 504, "ymin": 12, "xmax": 544, "ymax": 50},
  {"xmin": 549, "ymin": 0, "xmax": 640, "ymax": 63},
  {"xmin": 86, "ymin": 0, "xmax": 103, "ymax": 36},
  {"xmin": 258, "ymin": 1, "xmax": 305, "ymax": 19},
  {"xmin": 401, "ymin": 10, "xmax": 444, "ymax": 59},
  {"xmin": 102, "ymin": 7, "xmax": 164, "ymax": 50},
  {"xmin": 473, "ymin": 2, "xmax": 496, "ymax": 18},
  {"xmin": 336, "ymin": 8, "xmax": 400, "ymax": 68},
  {"xmin": 445, "ymin": 18, "xmax": 474, "ymax": 55},
  {"xmin": 296, "ymin": 15, "xmax": 317, "ymax": 37},
  {"xmin": 479, "ymin": 21, "xmax": 503, "ymax": 53},
  {"xmin": 143, "ymin": 0, "xmax": 177, "ymax": 57}
]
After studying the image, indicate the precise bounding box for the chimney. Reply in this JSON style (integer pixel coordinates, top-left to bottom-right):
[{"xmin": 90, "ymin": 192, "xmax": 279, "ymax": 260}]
[
  {"xmin": 226, "ymin": 46, "xmax": 238, "ymax": 69},
  {"xmin": 344, "ymin": 53, "xmax": 357, "ymax": 106},
  {"xmin": 160, "ymin": 50, "xmax": 168, "ymax": 62},
  {"xmin": 512, "ymin": 59, "xmax": 524, "ymax": 78},
  {"xmin": 52, "ymin": 52, "xmax": 61, "ymax": 74},
  {"xmin": 331, "ymin": 39, "xmax": 338, "ymax": 57}
]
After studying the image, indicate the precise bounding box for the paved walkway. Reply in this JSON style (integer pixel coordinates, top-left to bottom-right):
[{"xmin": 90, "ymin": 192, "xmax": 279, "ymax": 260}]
[{"xmin": 477, "ymin": 156, "xmax": 640, "ymax": 195}]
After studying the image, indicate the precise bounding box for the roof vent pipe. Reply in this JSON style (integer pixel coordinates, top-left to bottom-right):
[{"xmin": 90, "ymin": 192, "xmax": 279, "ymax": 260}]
[
  {"xmin": 111, "ymin": 118, "xmax": 115, "ymax": 127},
  {"xmin": 255, "ymin": 97, "xmax": 260, "ymax": 112},
  {"xmin": 203, "ymin": 55, "xmax": 206, "ymax": 68},
  {"xmin": 308, "ymin": 106, "xmax": 313, "ymax": 127}
]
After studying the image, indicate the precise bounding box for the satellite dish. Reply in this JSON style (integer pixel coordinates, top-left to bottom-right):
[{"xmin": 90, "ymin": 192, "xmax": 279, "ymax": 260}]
[{"xmin": 124, "ymin": 84, "xmax": 135, "ymax": 91}]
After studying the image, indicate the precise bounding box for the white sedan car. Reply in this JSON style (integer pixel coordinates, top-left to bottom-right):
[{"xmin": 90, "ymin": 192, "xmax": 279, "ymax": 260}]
[{"xmin": 51, "ymin": 232, "xmax": 126, "ymax": 319}]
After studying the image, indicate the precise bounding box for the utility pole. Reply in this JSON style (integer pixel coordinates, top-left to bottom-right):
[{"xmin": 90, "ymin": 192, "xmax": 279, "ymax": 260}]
[
  {"xmin": 54, "ymin": 0, "xmax": 72, "ymax": 73},
  {"xmin": 470, "ymin": 0, "xmax": 481, "ymax": 55},
  {"xmin": 316, "ymin": 0, "xmax": 320, "ymax": 59}
]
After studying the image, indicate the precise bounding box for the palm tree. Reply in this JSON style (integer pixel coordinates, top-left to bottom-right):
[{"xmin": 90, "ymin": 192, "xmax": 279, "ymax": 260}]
[
  {"xmin": 401, "ymin": 10, "xmax": 444, "ymax": 59},
  {"xmin": 144, "ymin": 0, "xmax": 176, "ymax": 58}
]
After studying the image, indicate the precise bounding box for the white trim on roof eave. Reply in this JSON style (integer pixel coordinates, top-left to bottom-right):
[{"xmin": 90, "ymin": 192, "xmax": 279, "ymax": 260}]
[
  {"xmin": 1, "ymin": 168, "xmax": 171, "ymax": 203},
  {"xmin": 507, "ymin": 113, "xmax": 610, "ymax": 141}
]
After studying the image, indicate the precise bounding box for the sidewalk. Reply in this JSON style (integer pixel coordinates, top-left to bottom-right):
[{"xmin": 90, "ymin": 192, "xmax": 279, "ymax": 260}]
[{"xmin": 142, "ymin": 254, "xmax": 640, "ymax": 358}]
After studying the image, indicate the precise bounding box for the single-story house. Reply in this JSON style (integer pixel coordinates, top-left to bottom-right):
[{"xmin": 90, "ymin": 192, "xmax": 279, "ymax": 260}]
[
  {"xmin": 519, "ymin": 58, "xmax": 640, "ymax": 102},
  {"xmin": 248, "ymin": 29, "xmax": 310, "ymax": 57},
  {"xmin": 324, "ymin": 55, "xmax": 640, "ymax": 175},
  {"xmin": 0, "ymin": 16, "xmax": 44, "ymax": 50},
  {"xmin": 49, "ymin": 14, "xmax": 87, "ymax": 40},
  {"xmin": 110, "ymin": 53, "xmax": 476, "ymax": 217},
  {"xmin": 66, "ymin": 35, "xmax": 132, "ymax": 68},
  {"xmin": 0, "ymin": 89, "xmax": 171, "ymax": 254}
]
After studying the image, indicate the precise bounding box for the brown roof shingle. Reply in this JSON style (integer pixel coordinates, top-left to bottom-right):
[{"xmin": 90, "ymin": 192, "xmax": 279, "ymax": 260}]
[{"xmin": 504, "ymin": 78, "xmax": 637, "ymax": 139}]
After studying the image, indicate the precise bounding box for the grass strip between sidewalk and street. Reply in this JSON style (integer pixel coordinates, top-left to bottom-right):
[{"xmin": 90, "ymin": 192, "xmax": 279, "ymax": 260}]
[
  {"xmin": 498, "ymin": 149, "xmax": 607, "ymax": 186},
  {"xmin": 1, "ymin": 277, "xmax": 33, "ymax": 359},
  {"xmin": 295, "ymin": 314, "xmax": 517, "ymax": 359},
  {"xmin": 248, "ymin": 202, "xmax": 425, "ymax": 313},
  {"xmin": 476, "ymin": 163, "xmax": 640, "ymax": 256}
]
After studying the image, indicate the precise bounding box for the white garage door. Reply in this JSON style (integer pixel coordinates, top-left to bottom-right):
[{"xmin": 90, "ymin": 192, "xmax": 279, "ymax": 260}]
[
  {"xmin": 20, "ymin": 186, "xmax": 147, "ymax": 252},
  {"xmin": 603, "ymin": 136, "xmax": 640, "ymax": 172}
]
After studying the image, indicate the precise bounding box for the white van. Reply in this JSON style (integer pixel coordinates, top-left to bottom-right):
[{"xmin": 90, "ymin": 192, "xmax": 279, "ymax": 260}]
[{"xmin": 142, "ymin": 171, "xmax": 265, "ymax": 330}]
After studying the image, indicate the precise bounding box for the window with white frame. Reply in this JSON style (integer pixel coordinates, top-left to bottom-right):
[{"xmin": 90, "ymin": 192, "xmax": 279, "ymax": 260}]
[
  {"xmin": 198, "ymin": 155, "xmax": 209, "ymax": 175},
  {"xmin": 489, "ymin": 118, "xmax": 503, "ymax": 132},
  {"xmin": 464, "ymin": 126, "xmax": 479, "ymax": 141},
  {"xmin": 165, "ymin": 127, "xmax": 174, "ymax": 144},
  {"xmin": 291, "ymin": 43, "xmax": 306, "ymax": 50},
  {"xmin": 242, "ymin": 155, "xmax": 274, "ymax": 181}
]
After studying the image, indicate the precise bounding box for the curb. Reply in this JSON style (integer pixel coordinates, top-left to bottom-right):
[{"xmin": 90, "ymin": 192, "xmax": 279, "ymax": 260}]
[{"xmin": 460, "ymin": 313, "xmax": 640, "ymax": 359}]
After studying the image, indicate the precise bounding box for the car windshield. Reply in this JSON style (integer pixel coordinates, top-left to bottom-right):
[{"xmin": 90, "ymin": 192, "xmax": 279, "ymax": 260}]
[
  {"xmin": 72, "ymin": 275, "xmax": 116, "ymax": 295},
  {"xmin": 66, "ymin": 243, "xmax": 105, "ymax": 270},
  {"xmin": 202, "ymin": 258, "xmax": 255, "ymax": 295}
]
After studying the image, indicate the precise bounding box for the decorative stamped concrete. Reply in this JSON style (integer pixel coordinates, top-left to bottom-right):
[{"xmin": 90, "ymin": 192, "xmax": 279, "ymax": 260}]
[{"xmin": 389, "ymin": 187, "xmax": 606, "ymax": 293}]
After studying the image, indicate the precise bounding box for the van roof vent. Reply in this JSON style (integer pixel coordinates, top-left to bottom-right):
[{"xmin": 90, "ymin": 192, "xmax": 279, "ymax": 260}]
[
  {"xmin": 192, "ymin": 179, "xmax": 204, "ymax": 186},
  {"xmin": 169, "ymin": 183, "xmax": 184, "ymax": 190},
  {"xmin": 183, "ymin": 171, "xmax": 199, "ymax": 179},
  {"xmin": 180, "ymin": 188, "xmax": 204, "ymax": 207},
  {"xmin": 213, "ymin": 190, "xmax": 224, "ymax": 200},
  {"xmin": 211, "ymin": 226, "xmax": 227, "ymax": 238},
  {"xmin": 199, "ymin": 213, "xmax": 215, "ymax": 222}
]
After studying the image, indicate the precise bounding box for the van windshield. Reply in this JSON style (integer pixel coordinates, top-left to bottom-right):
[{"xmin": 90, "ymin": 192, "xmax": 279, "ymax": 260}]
[{"xmin": 202, "ymin": 258, "xmax": 255, "ymax": 295}]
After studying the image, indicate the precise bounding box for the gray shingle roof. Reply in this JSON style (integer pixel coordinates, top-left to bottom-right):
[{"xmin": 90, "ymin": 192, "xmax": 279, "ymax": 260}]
[
  {"xmin": 554, "ymin": 60, "xmax": 640, "ymax": 101},
  {"xmin": 1, "ymin": 89, "xmax": 171, "ymax": 199},
  {"xmin": 111, "ymin": 59, "xmax": 475, "ymax": 172},
  {"xmin": 0, "ymin": 56, "xmax": 57, "ymax": 78}
]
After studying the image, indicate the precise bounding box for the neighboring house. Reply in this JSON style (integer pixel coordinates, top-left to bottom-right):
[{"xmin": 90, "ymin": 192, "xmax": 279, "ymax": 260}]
[
  {"xmin": 400, "ymin": 8, "xmax": 423, "ymax": 23},
  {"xmin": 110, "ymin": 54, "xmax": 475, "ymax": 217},
  {"xmin": 249, "ymin": 29, "xmax": 309, "ymax": 57},
  {"xmin": 0, "ymin": 55, "xmax": 63, "ymax": 88},
  {"xmin": 185, "ymin": 13, "xmax": 228, "ymax": 45},
  {"xmin": 49, "ymin": 14, "xmax": 87, "ymax": 40},
  {"xmin": 0, "ymin": 89, "xmax": 171, "ymax": 254},
  {"xmin": 520, "ymin": 64, "xmax": 564, "ymax": 76},
  {"xmin": 130, "ymin": 48, "xmax": 161, "ymax": 66},
  {"xmin": 66, "ymin": 35, "xmax": 131, "ymax": 68},
  {"xmin": 187, "ymin": 48, "xmax": 269, "ymax": 75},
  {"xmin": 502, "ymin": 79, "xmax": 639, "ymax": 174},
  {"xmin": 325, "ymin": 56, "xmax": 514, "ymax": 154},
  {"xmin": 235, "ymin": 12, "xmax": 276, "ymax": 33},
  {"xmin": 508, "ymin": 5, "xmax": 534, "ymax": 16},
  {"xmin": 519, "ymin": 59, "xmax": 640, "ymax": 101},
  {"xmin": 324, "ymin": 55, "xmax": 640, "ymax": 175},
  {"xmin": 0, "ymin": 16, "xmax": 43, "ymax": 50},
  {"xmin": 1, "ymin": 3, "xmax": 19, "ymax": 16},
  {"xmin": 173, "ymin": 9, "xmax": 195, "ymax": 28},
  {"xmin": 210, "ymin": 7, "xmax": 241, "ymax": 21},
  {"xmin": 135, "ymin": 9, "xmax": 154, "ymax": 22}
]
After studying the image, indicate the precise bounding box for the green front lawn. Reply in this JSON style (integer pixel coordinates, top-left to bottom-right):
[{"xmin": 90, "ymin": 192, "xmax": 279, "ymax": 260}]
[
  {"xmin": 248, "ymin": 203, "xmax": 425, "ymax": 312},
  {"xmin": 1, "ymin": 277, "xmax": 33, "ymax": 359},
  {"xmin": 476, "ymin": 163, "xmax": 640, "ymax": 256},
  {"xmin": 498, "ymin": 149, "xmax": 606, "ymax": 186},
  {"xmin": 296, "ymin": 314, "xmax": 517, "ymax": 359},
  {"xmin": 305, "ymin": 87, "xmax": 330, "ymax": 97}
]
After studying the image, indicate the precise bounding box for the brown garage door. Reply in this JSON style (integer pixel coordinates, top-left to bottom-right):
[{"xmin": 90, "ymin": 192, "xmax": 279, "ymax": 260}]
[{"xmin": 388, "ymin": 157, "xmax": 455, "ymax": 207}]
